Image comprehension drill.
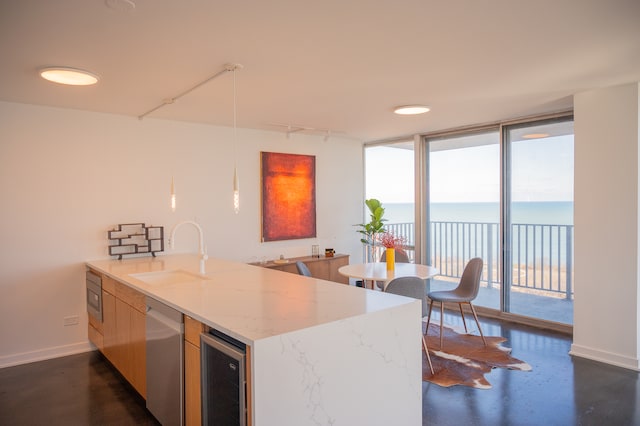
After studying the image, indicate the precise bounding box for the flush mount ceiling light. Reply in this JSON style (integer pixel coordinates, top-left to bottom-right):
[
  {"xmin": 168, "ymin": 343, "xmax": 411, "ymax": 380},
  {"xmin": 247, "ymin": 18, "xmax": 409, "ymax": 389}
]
[
  {"xmin": 393, "ymin": 105, "xmax": 430, "ymax": 115},
  {"xmin": 39, "ymin": 67, "xmax": 99, "ymax": 86},
  {"xmin": 105, "ymin": 0, "xmax": 136, "ymax": 13},
  {"xmin": 522, "ymin": 133, "xmax": 550, "ymax": 139}
]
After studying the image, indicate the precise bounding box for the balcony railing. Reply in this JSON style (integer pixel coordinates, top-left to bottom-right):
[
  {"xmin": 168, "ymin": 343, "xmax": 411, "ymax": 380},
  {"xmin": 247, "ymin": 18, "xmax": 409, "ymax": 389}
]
[{"xmin": 384, "ymin": 221, "xmax": 574, "ymax": 300}]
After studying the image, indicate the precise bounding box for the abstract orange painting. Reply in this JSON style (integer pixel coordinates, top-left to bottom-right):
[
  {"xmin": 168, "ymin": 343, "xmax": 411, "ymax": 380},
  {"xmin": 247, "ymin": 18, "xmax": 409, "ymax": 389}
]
[{"xmin": 261, "ymin": 152, "xmax": 316, "ymax": 242}]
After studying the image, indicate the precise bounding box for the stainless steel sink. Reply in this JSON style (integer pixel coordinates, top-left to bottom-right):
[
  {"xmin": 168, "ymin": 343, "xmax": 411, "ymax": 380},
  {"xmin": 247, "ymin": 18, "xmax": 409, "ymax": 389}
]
[{"xmin": 129, "ymin": 269, "xmax": 205, "ymax": 286}]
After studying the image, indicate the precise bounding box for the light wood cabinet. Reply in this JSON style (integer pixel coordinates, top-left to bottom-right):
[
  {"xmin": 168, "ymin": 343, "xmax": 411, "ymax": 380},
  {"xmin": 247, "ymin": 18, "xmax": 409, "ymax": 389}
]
[
  {"xmin": 91, "ymin": 271, "xmax": 146, "ymax": 399},
  {"xmin": 115, "ymin": 298, "xmax": 130, "ymax": 371},
  {"xmin": 112, "ymin": 293, "xmax": 146, "ymax": 398},
  {"xmin": 122, "ymin": 300, "xmax": 146, "ymax": 397},
  {"xmin": 102, "ymin": 290, "xmax": 118, "ymax": 364},
  {"xmin": 87, "ymin": 316, "xmax": 104, "ymax": 352},
  {"xmin": 102, "ymin": 274, "xmax": 117, "ymax": 294},
  {"xmin": 115, "ymin": 280, "xmax": 146, "ymax": 312},
  {"xmin": 185, "ymin": 341, "xmax": 201, "ymax": 426},
  {"xmin": 89, "ymin": 271, "xmax": 256, "ymax": 423},
  {"xmin": 250, "ymin": 254, "xmax": 350, "ymax": 284},
  {"xmin": 131, "ymin": 307, "xmax": 146, "ymax": 397},
  {"xmin": 184, "ymin": 316, "xmax": 204, "ymax": 426}
]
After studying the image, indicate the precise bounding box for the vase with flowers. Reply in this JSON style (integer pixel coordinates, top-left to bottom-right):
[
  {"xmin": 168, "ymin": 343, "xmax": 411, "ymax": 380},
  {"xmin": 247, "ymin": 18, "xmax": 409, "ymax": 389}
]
[{"xmin": 378, "ymin": 231, "xmax": 407, "ymax": 271}]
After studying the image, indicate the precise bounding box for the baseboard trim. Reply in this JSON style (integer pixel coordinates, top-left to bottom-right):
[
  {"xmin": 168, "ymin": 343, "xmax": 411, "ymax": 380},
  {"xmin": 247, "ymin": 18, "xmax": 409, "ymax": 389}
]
[
  {"xmin": 0, "ymin": 341, "xmax": 95, "ymax": 369},
  {"xmin": 570, "ymin": 343, "xmax": 640, "ymax": 372}
]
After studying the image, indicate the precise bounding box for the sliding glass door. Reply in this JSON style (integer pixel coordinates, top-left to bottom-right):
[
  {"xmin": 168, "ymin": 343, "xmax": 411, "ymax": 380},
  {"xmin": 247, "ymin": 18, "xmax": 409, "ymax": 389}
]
[
  {"xmin": 423, "ymin": 115, "xmax": 574, "ymax": 325},
  {"xmin": 363, "ymin": 114, "xmax": 574, "ymax": 326},
  {"xmin": 427, "ymin": 130, "xmax": 501, "ymax": 310},
  {"xmin": 504, "ymin": 119, "xmax": 574, "ymax": 323}
]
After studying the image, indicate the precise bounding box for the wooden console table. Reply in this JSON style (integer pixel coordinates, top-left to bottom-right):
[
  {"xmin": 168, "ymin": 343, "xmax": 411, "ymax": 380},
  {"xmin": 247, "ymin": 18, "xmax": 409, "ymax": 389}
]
[{"xmin": 250, "ymin": 254, "xmax": 350, "ymax": 284}]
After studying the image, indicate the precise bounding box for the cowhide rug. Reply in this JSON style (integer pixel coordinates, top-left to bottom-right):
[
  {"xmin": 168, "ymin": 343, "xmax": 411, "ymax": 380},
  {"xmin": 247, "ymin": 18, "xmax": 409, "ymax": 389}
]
[{"xmin": 422, "ymin": 322, "xmax": 532, "ymax": 389}]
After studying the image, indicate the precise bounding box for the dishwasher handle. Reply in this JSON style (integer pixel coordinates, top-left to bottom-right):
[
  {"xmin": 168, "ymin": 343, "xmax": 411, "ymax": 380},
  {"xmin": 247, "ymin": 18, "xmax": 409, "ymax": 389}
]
[
  {"xmin": 146, "ymin": 297, "xmax": 183, "ymax": 320},
  {"xmin": 147, "ymin": 306, "xmax": 184, "ymax": 333}
]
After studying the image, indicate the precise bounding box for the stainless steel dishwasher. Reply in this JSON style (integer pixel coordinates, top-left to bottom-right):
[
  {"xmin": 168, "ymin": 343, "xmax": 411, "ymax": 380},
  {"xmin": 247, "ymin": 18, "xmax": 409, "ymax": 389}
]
[{"xmin": 146, "ymin": 297, "xmax": 184, "ymax": 426}]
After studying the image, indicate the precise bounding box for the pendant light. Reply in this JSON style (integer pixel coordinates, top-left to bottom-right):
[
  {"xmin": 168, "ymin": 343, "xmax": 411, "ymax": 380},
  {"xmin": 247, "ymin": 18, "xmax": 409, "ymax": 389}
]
[
  {"xmin": 231, "ymin": 65, "xmax": 242, "ymax": 214},
  {"xmin": 141, "ymin": 63, "xmax": 242, "ymax": 214},
  {"xmin": 170, "ymin": 176, "xmax": 176, "ymax": 212}
]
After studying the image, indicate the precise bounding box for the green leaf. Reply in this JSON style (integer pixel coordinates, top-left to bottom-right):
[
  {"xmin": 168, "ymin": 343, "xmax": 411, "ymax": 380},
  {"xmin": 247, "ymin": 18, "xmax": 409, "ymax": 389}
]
[
  {"xmin": 356, "ymin": 198, "xmax": 387, "ymax": 246},
  {"xmin": 365, "ymin": 199, "xmax": 381, "ymax": 213}
]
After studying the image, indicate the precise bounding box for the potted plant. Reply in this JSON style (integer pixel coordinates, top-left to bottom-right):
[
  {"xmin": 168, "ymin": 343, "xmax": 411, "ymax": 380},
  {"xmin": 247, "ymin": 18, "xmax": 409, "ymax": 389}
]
[{"xmin": 355, "ymin": 199, "xmax": 387, "ymax": 262}]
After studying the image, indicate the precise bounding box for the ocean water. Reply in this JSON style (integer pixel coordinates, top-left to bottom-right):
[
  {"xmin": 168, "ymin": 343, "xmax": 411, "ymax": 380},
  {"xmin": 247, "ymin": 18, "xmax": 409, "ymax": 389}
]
[
  {"xmin": 383, "ymin": 201, "xmax": 573, "ymax": 225},
  {"xmin": 383, "ymin": 201, "xmax": 574, "ymax": 271}
]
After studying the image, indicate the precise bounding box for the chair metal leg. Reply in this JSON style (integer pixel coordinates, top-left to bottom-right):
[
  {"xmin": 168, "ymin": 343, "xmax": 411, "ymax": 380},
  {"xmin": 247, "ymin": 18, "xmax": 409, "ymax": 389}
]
[
  {"xmin": 468, "ymin": 302, "xmax": 487, "ymax": 346},
  {"xmin": 458, "ymin": 303, "xmax": 468, "ymax": 333},
  {"xmin": 439, "ymin": 301, "xmax": 444, "ymax": 349},
  {"xmin": 426, "ymin": 299, "xmax": 434, "ymax": 332},
  {"xmin": 422, "ymin": 336, "xmax": 434, "ymax": 375}
]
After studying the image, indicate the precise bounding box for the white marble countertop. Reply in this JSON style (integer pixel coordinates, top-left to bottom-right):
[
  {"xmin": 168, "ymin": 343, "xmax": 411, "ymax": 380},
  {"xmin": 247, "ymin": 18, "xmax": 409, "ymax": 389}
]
[{"xmin": 86, "ymin": 254, "xmax": 415, "ymax": 345}]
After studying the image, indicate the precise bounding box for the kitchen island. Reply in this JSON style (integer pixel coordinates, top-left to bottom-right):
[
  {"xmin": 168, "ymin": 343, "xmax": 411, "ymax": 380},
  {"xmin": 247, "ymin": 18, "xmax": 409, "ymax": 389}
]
[{"xmin": 86, "ymin": 254, "xmax": 422, "ymax": 425}]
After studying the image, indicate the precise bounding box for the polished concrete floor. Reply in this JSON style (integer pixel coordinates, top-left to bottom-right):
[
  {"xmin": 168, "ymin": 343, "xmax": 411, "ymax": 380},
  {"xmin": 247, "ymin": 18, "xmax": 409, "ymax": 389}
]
[
  {"xmin": 424, "ymin": 314, "xmax": 640, "ymax": 426},
  {"xmin": 1, "ymin": 317, "xmax": 638, "ymax": 426},
  {"xmin": 0, "ymin": 351, "xmax": 159, "ymax": 426}
]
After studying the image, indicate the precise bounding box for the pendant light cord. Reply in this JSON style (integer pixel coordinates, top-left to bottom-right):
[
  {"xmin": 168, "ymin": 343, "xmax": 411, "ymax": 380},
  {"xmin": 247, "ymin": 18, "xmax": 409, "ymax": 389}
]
[
  {"xmin": 232, "ymin": 65, "xmax": 241, "ymax": 214},
  {"xmin": 233, "ymin": 69, "xmax": 237, "ymax": 166}
]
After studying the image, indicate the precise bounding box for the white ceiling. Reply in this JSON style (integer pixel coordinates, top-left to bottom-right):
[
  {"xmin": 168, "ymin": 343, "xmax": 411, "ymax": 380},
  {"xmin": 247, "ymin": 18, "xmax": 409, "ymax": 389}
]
[{"xmin": 1, "ymin": 0, "xmax": 639, "ymax": 142}]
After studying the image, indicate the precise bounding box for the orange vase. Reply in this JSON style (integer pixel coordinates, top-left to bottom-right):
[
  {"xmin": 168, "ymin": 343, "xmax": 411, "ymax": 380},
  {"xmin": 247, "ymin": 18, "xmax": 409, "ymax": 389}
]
[{"xmin": 386, "ymin": 248, "xmax": 395, "ymax": 271}]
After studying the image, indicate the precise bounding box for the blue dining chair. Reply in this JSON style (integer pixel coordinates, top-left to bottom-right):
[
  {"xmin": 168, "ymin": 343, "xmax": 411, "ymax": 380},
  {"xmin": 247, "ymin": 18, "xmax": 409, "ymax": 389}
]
[{"xmin": 426, "ymin": 257, "xmax": 487, "ymax": 349}]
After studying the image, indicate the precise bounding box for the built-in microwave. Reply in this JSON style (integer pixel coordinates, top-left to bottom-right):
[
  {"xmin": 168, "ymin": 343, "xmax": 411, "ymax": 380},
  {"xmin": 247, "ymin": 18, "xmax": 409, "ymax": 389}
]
[{"xmin": 86, "ymin": 270, "xmax": 102, "ymax": 322}]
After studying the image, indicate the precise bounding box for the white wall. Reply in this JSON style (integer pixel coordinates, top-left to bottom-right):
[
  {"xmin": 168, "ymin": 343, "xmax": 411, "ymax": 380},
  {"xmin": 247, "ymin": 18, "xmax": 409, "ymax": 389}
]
[
  {"xmin": 571, "ymin": 82, "xmax": 640, "ymax": 370},
  {"xmin": 0, "ymin": 101, "xmax": 364, "ymax": 367}
]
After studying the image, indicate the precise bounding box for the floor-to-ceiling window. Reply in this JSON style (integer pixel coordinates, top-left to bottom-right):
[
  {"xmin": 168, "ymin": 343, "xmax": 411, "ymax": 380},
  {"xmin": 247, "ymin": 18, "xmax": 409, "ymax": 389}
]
[
  {"xmin": 423, "ymin": 114, "xmax": 574, "ymax": 326},
  {"xmin": 364, "ymin": 140, "xmax": 415, "ymax": 261},
  {"xmin": 504, "ymin": 118, "xmax": 574, "ymax": 323},
  {"xmin": 364, "ymin": 114, "xmax": 574, "ymax": 327},
  {"xmin": 426, "ymin": 130, "xmax": 501, "ymax": 311}
]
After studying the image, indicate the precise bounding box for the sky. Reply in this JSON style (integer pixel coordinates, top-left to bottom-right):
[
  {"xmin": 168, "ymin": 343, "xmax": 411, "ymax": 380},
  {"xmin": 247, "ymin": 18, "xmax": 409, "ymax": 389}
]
[
  {"xmin": 365, "ymin": 145, "xmax": 415, "ymax": 203},
  {"xmin": 366, "ymin": 135, "xmax": 574, "ymax": 204}
]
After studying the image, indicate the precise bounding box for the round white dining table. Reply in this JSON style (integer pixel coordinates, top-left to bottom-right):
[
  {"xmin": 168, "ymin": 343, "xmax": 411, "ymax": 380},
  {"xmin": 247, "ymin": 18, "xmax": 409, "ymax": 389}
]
[{"xmin": 338, "ymin": 262, "xmax": 439, "ymax": 290}]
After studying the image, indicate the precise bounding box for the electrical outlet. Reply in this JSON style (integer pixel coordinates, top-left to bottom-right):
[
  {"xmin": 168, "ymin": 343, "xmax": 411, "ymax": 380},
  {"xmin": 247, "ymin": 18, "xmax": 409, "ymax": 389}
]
[{"xmin": 64, "ymin": 315, "xmax": 79, "ymax": 326}]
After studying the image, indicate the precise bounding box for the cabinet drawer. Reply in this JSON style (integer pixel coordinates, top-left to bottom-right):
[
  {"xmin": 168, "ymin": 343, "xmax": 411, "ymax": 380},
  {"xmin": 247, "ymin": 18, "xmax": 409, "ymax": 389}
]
[
  {"xmin": 88, "ymin": 322, "xmax": 104, "ymax": 352},
  {"xmin": 115, "ymin": 281, "xmax": 146, "ymax": 313},
  {"xmin": 88, "ymin": 311, "xmax": 103, "ymax": 334},
  {"xmin": 102, "ymin": 275, "xmax": 117, "ymax": 294},
  {"xmin": 185, "ymin": 316, "xmax": 205, "ymax": 347}
]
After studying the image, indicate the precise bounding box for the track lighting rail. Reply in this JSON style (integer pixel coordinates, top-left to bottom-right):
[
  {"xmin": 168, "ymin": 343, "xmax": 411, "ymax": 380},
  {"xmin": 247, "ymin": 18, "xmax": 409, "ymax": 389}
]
[{"xmin": 138, "ymin": 63, "xmax": 243, "ymax": 120}]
